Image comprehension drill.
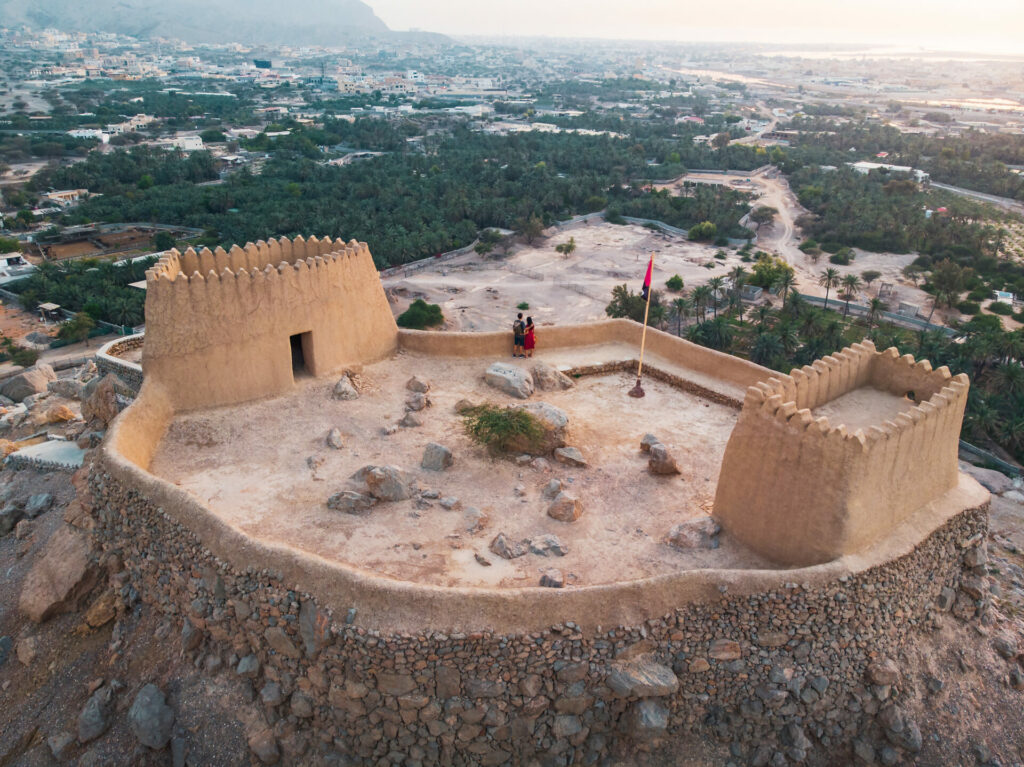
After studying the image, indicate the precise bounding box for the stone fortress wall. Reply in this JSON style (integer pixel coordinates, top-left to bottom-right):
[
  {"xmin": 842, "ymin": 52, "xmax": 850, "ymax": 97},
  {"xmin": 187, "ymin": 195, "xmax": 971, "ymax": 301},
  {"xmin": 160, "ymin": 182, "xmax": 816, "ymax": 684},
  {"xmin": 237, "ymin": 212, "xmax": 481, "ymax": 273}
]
[
  {"xmin": 95, "ymin": 334, "xmax": 144, "ymax": 392},
  {"xmin": 715, "ymin": 341, "xmax": 970, "ymax": 567},
  {"xmin": 142, "ymin": 236, "xmax": 398, "ymax": 411},
  {"xmin": 87, "ymin": 236, "xmax": 992, "ymax": 763}
]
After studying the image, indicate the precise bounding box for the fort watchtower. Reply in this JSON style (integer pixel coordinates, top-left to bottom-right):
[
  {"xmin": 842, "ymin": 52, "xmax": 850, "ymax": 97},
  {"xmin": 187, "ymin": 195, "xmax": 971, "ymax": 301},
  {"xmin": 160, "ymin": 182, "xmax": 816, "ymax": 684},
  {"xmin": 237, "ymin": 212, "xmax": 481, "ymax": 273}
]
[{"xmin": 142, "ymin": 236, "xmax": 397, "ymax": 410}]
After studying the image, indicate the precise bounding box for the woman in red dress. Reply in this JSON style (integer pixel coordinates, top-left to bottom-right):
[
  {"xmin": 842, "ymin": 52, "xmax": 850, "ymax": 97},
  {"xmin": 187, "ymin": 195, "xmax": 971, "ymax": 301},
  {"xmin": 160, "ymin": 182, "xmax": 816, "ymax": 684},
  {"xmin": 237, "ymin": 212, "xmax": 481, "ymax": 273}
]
[{"xmin": 523, "ymin": 316, "xmax": 536, "ymax": 357}]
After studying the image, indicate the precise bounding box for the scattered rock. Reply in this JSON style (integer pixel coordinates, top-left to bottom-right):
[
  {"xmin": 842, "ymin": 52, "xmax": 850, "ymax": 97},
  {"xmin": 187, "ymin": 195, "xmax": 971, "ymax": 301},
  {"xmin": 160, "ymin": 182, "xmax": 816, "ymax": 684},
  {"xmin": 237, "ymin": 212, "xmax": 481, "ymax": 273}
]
[
  {"xmin": 84, "ymin": 591, "xmax": 117, "ymax": 628},
  {"xmin": 507, "ymin": 402, "xmax": 569, "ymax": 453},
  {"xmin": 16, "ymin": 635, "xmax": 39, "ymax": 666},
  {"xmin": 247, "ymin": 728, "xmax": 280, "ymax": 765},
  {"xmin": 439, "ymin": 496, "xmax": 461, "ymax": 510},
  {"xmin": 406, "ymin": 375, "xmax": 431, "ymax": 393},
  {"xmin": 529, "ymin": 533, "xmax": 568, "ymax": 557},
  {"xmin": 993, "ymin": 634, "xmax": 1018, "ymax": 659},
  {"xmin": 332, "ymin": 374, "xmax": 359, "ymax": 400},
  {"xmin": 24, "ymin": 493, "xmax": 54, "ymax": 518},
  {"xmin": 80, "ymin": 374, "xmax": 132, "ymax": 425},
  {"xmin": 1, "ymin": 363, "xmax": 57, "ymax": 402},
  {"xmin": 490, "ymin": 533, "xmax": 528, "ymax": 559},
  {"xmin": 648, "ymin": 443, "xmax": 680, "ymax": 475},
  {"xmin": 513, "ymin": 483, "xmax": 526, "ymax": 497},
  {"xmin": 540, "ymin": 569, "xmax": 564, "ymax": 588},
  {"xmin": 14, "ymin": 519, "xmax": 32, "ymax": 540},
  {"xmin": 867, "ymin": 658, "xmax": 900, "ymax": 686},
  {"xmin": 936, "ymin": 586, "xmax": 956, "ymax": 611},
  {"xmin": 350, "ymin": 465, "xmax": 417, "ymax": 501},
  {"xmin": 260, "ymin": 682, "xmax": 283, "ymax": 706},
  {"xmin": 531, "ymin": 457, "xmax": 551, "ymax": 471},
  {"xmin": 421, "ymin": 443, "xmax": 454, "ymax": 471},
  {"xmin": 640, "ymin": 433, "xmax": 660, "ymax": 453},
  {"xmin": 708, "ymin": 639, "xmax": 741, "ymax": 661},
  {"xmin": 19, "ymin": 524, "xmax": 96, "ymax": 623},
  {"xmin": 47, "ymin": 731, "xmax": 74, "ymax": 760},
  {"xmin": 325, "ymin": 428, "xmax": 343, "ymax": 449},
  {"xmin": 667, "ymin": 517, "xmax": 720, "ymax": 550},
  {"xmin": 399, "ymin": 412, "xmax": 423, "ymax": 428},
  {"xmin": 290, "ymin": 692, "xmax": 314, "ymax": 719},
  {"xmin": 454, "ymin": 399, "xmax": 476, "ymax": 414},
  {"xmin": 264, "ymin": 627, "xmax": 301, "ymax": 659},
  {"xmin": 531, "ymin": 362, "xmax": 574, "ymax": 391},
  {"xmin": 606, "ymin": 659, "xmax": 679, "ymax": 698},
  {"xmin": 474, "ymin": 553, "xmax": 492, "ymax": 567},
  {"xmin": 629, "ymin": 700, "xmax": 669, "ymax": 739},
  {"xmin": 326, "ymin": 490, "xmax": 377, "ymax": 515},
  {"xmin": 463, "ymin": 507, "xmax": 488, "ymax": 533},
  {"xmin": 484, "ymin": 362, "xmax": 534, "ymax": 399},
  {"xmin": 237, "ymin": 654, "xmax": 260, "ymax": 677},
  {"xmin": 128, "ymin": 684, "xmax": 175, "ymax": 749},
  {"xmin": 541, "ymin": 479, "xmax": 563, "ymax": 499},
  {"xmin": 78, "ymin": 686, "xmax": 114, "ymax": 744},
  {"xmin": 405, "ymin": 392, "xmax": 431, "ymax": 412},
  {"xmin": 553, "ymin": 446, "xmax": 587, "ymax": 467},
  {"xmin": 48, "ymin": 378, "xmax": 85, "ymax": 400},
  {"xmin": 547, "ymin": 492, "xmax": 582, "ymax": 522}
]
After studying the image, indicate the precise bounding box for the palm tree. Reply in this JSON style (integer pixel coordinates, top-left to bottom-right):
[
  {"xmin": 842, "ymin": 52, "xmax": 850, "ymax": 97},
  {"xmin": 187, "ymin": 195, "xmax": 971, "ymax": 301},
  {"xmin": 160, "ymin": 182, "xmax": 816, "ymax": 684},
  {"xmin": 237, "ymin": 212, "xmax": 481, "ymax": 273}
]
[
  {"xmin": 777, "ymin": 271, "xmax": 797, "ymax": 308},
  {"xmin": 750, "ymin": 332, "xmax": 785, "ymax": 368},
  {"xmin": 670, "ymin": 297, "xmax": 692, "ymax": 336},
  {"xmin": 866, "ymin": 298, "xmax": 886, "ymax": 330},
  {"xmin": 690, "ymin": 285, "xmax": 712, "ymax": 324},
  {"xmin": 707, "ymin": 276, "xmax": 725, "ymax": 319},
  {"xmin": 840, "ymin": 274, "xmax": 862, "ymax": 317},
  {"xmin": 818, "ymin": 268, "xmax": 841, "ymax": 312}
]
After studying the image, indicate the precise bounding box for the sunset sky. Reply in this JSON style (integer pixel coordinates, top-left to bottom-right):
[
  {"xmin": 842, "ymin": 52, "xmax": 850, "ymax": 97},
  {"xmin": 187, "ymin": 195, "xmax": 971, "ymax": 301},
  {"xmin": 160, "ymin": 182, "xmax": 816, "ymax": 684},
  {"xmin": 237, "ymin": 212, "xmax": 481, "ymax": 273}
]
[{"xmin": 369, "ymin": 0, "xmax": 1024, "ymax": 55}]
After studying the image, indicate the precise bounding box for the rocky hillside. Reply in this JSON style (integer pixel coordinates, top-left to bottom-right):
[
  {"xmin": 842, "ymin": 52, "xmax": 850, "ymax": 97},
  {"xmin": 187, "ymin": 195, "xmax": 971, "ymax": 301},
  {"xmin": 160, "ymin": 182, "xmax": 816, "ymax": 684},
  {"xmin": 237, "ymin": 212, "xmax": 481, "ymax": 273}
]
[{"xmin": 0, "ymin": 0, "xmax": 391, "ymax": 46}]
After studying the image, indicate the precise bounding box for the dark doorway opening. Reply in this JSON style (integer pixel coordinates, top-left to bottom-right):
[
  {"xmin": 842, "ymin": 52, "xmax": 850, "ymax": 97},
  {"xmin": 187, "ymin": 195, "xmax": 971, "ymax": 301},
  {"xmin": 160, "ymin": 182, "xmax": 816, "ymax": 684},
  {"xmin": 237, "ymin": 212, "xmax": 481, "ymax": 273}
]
[{"xmin": 290, "ymin": 332, "xmax": 312, "ymax": 378}]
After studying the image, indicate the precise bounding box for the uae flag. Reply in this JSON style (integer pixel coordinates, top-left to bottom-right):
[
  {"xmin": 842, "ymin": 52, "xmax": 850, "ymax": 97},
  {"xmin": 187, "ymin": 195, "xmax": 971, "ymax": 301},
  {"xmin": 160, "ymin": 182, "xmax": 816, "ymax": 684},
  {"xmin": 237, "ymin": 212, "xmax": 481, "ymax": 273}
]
[{"xmin": 640, "ymin": 254, "xmax": 653, "ymax": 300}]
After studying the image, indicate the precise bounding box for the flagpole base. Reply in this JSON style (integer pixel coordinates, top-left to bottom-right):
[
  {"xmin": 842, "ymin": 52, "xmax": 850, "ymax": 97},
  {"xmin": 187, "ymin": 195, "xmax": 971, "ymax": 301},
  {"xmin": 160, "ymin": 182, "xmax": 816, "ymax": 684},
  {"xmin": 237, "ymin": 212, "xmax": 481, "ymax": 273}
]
[{"xmin": 628, "ymin": 378, "xmax": 645, "ymax": 398}]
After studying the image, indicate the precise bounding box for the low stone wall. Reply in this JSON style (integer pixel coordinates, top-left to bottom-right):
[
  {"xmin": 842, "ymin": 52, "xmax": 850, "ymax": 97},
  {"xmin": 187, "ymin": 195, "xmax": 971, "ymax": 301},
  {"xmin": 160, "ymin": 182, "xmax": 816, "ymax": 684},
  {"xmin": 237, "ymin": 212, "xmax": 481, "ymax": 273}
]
[
  {"xmin": 89, "ymin": 461, "xmax": 988, "ymax": 765},
  {"xmin": 565, "ymin": 360, "xmax": 743, "ymax": 409},
  {"xmin": 95, "ymin": 335, "xmax": 144, "ymax": 393}
]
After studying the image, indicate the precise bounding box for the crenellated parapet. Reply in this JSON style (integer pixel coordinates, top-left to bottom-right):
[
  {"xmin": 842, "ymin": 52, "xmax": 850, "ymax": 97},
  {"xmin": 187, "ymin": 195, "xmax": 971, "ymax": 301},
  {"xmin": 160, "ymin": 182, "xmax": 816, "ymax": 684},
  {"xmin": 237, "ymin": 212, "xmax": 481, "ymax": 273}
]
[
  {"xmin": 142, "ymin": 236, "xmax": 398, "ymax": 411},
  {"xmin": 714, "ymin": 340, "xmax": 971, "ymax": 566}
]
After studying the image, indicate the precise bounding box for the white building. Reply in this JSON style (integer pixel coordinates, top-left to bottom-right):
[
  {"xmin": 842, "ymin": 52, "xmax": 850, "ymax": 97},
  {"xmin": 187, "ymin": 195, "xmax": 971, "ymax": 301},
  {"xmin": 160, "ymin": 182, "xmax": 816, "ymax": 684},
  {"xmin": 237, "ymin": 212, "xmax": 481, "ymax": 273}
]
[{"xmin": 849, "ymin": 161, "xmax": 930, "ymax": 183}]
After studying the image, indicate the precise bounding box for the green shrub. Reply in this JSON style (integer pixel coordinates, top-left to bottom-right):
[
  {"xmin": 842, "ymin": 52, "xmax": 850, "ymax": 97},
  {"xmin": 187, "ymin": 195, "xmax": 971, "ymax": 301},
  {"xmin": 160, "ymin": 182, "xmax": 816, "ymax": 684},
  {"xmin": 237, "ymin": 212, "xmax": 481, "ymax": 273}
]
[
  {"xmin": 396, "ymin": 299, "xmax": 444, "ymax": 329},
  {"xmin": 665, "ymin": 274, "xmax": 684, "ymax": 292},
  {"xmin": 1014, "ymin": 309, "xmax": 1024, "ymax": 323},
  {"xmin": 967, "ymin": 288, "xmax": 990, "ymax": 302},
  {"xmin": 988, "ymin": 301, "xmax": 1013, "ymax": 315},
  {"xmin": 461, "ymin": 405, "xmax": 546, "ymax": 454},
  {"xmin": 829, "ymin": 248, "xmax": 854, "ymax": 266},
  {"xmin": 688, "ymin": 221, "xmax": 717, "ymax": 241},
  {"xmin": 821, "ymin": 241, "xmax": 843, "ymax": 254},
  {"xmin": 798, "ymin": 239, "xmax": 819, "ymax": 253},
  {"xmin": 517, "ymin": 301, "xmax": 529, "ymax": 310},
  {"xmin": 957, "ymin": 301, "xmax": 981, "ymax": 315}
]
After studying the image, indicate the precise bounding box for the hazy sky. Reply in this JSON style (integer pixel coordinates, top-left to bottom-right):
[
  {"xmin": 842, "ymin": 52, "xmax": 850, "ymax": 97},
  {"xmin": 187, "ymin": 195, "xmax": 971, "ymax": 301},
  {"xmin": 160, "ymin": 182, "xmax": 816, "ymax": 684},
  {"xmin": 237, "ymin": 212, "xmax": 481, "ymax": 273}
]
[{"xmin": 369, "ymin": 0, "xmax": 1024, "ymax": 55}]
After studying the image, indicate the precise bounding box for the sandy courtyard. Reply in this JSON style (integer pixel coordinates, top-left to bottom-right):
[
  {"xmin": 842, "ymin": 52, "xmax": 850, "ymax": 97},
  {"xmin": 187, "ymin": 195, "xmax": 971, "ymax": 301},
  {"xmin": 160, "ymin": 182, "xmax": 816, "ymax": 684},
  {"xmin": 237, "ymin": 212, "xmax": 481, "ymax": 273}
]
[{"xmin": 150, "ymin": 351, "xmax": 778, "ymax": 589}]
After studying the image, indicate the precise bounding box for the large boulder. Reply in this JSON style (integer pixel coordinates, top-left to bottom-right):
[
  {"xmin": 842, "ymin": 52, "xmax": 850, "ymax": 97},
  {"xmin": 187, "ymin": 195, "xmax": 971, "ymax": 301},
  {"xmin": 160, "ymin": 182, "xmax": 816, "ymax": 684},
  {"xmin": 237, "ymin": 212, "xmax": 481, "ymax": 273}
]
[
  {"xmin": 509, "ymin": 402, "xmax": 568, "ymax": 453},
  {"xmin": 484, "ymin": 362, "xmax": 534, "ymax": 399},
  {"xmin": 647, "ymin": 444, "xmax": 680, "ymax": 476},
  {"xmin": 1, "ymin": 363, "xmax": 57, "ymax": 403},
  {"xmin": 606, "ymin": 659, "xmax": 679, "ymax": 698},
  {"xmin": 547, "ymin": 492, "xmax": 582, "ymax": 522},
  {"xmin": 960, "ymin": 463, "xmax": 1014, "ymax": 495},
  {"xmin": 350, "ymin": 465, "xmax": 417, "ymax": 502},
  {"xmin": 19, "ymin": 524, "xmax": 96, "ymax": 622},
  {"xmin": 78, "ymin": 686, "xmax": 114, "ymax": 744},
  {"xmin": 421, "ymin": 443, "xmax": 454, "ymax": 471},
  {"xmin": 81, "ymin": 374, "xmax": 133, "ymax": 425},
  {"xmin": 531, "ymin": 362, "xmax": 574, "ymax": 391},
  {"xmin": 666, "ymin": 517, "xmax": 720, "ymax": 550},
  {"xmin": 332, "ymin": 374, "xmax": 359, "ymax": 400},
  {"xmin": 47, "ymin": 377, "xmax": 85, "ymax": 400},
  {"xmin": 128, "ymin": 684, "xmax": 175, "ymax": 749}
]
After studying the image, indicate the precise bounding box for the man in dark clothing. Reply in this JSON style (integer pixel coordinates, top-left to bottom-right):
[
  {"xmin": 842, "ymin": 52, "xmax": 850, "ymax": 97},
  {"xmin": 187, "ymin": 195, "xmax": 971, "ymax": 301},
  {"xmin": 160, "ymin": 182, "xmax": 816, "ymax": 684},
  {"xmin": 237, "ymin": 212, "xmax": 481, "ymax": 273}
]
[{"xmin": 512, "ymin": 312, "xmax": 525, "ymax": 357}]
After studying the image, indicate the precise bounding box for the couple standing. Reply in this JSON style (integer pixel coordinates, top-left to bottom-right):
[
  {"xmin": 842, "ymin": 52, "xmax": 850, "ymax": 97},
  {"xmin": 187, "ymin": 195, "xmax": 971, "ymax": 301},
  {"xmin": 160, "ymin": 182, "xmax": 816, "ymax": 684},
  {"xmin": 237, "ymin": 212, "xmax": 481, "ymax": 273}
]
[{"xmin": 512, "ymin": 312, "xmax": 535, "ymax": 358}]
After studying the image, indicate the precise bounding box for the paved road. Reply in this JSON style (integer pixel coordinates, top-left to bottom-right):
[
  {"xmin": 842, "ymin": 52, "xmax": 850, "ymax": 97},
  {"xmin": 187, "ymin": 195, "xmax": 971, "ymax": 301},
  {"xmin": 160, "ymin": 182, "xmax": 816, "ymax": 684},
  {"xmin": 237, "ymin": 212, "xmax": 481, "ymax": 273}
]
[{"xmin": 931, "ymin": 182, "xmax": 1024, "ymax": 215}]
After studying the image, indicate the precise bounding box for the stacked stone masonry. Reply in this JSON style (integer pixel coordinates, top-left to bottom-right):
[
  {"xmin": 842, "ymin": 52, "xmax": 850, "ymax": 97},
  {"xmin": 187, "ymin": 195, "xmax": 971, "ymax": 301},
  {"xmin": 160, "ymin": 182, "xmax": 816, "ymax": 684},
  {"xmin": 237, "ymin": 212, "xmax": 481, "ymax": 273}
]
[
  {"xmin": 89, "ymin": 467, "xmax": 987, "ymax": 766},
  {"xmin": 95, "ymin": 335, "xmax": 144, "ymax": 393}
]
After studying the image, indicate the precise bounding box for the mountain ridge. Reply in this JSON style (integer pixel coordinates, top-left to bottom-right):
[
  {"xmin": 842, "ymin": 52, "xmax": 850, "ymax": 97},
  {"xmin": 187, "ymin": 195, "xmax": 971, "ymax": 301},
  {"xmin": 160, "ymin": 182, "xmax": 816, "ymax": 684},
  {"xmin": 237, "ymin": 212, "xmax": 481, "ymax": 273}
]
[{"xmin": 0, "ymin": 0, "xmax": 402, "ymax": 46}]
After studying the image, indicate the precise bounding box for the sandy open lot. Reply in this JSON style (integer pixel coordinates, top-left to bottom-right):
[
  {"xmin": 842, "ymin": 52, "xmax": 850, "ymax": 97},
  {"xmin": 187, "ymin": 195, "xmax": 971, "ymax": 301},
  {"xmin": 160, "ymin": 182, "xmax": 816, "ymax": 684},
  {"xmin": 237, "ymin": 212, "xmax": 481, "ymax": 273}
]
[
  {"xmin": 385, "ymin": 171, "xmax": 940, "ymax": 335},
  {"xmin": 150, "ymin": 349, "xmax": 778, "ymax": 590}
]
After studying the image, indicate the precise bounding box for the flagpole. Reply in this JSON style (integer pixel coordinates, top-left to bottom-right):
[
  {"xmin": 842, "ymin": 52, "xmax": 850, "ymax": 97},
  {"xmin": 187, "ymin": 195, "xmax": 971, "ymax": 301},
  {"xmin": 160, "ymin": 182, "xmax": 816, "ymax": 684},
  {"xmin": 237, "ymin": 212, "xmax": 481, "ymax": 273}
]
[{"xmin": 629, "ymin": 252, "xmax": 655, "ymax": 398}]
